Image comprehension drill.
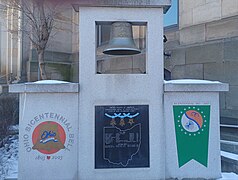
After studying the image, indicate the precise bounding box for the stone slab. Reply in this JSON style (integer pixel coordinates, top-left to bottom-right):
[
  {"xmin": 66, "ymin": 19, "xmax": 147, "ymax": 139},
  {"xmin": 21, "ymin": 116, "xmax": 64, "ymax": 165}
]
[
  {"xmin": 224, "ymin": 61, "xmax": 238, "ymax": 86},
  {"xmin": 206, "ymin": 16, "xmax": 238, "ymax": 41},
  {"xmin": 220, "ymin": 117, "xmax": 238, "ymax": 126},
  {"xmin": 179, "ymin": 9, "xmax": 193, "ymax": 28},
  {"xmin": 204, "ymin": 62, "xmax": 226, "ymax": 82},
  {"xmin": 185, "ymin": 42, "xmax": 223, "ymax": 64},
  {"xmin": 221, "ymin": 0, "xmax": 238, "ymax": 18},
  {"xmin": 9, "ymin": 81, "xmax": 79, "ymax": 93},
  {"xmin": 221, "ymin": 109, "xmax": 238, "ymax": 120},
  {"xmin": 78, "ymin": 7, "xmax": 165, "ymax": 180},
  {"xmin": 17, "ymin": 92, "xmax": 79, "ymax": 180},
  {"xmin": 164, "ymin": 79, "xmax": 229, "ymax": 92},
  {"xmin": 224, "ymin": 38, "xmax": 238, "ymax": 61},
  {"xmin": 225, "ymin": 85, "xmax": 238, "ymax": 110},
  {"xmin": 72, "ymin": 0, "xmax": 171, "ymax": 13},
  {"xmin": 221, "ymin": 140, "xmax": 238, "ymax": 154},
  {"xmin": 180, "ymin": 24, "xmax": 205, "ymax": 45},
  {"xmin": 171, "ymin": 64, "xmax": 204, "ymax": 80},
  {"xmin": 192, "ymin": 1, "xmax": 221, "ymax": 25}
]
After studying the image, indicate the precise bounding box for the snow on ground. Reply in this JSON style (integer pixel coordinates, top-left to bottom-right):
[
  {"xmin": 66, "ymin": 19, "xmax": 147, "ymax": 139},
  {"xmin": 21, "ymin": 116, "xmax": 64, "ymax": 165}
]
[
  {"xmin": 218, "ymin": 172, "xmax": 238, "ymax": 179},
  {"xmin": 0, "ymin": 134, "xmax": 237, "ymax": 180},
  {"xmin": 0, "ymin": 135, "xmax": 18, "ymax": 180}
]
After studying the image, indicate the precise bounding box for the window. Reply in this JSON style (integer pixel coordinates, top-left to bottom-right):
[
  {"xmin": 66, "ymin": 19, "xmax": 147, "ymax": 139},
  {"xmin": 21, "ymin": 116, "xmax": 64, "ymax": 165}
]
[{"xmin": 96, "ymin": 22, "xmax": 147, "ymax": 74}]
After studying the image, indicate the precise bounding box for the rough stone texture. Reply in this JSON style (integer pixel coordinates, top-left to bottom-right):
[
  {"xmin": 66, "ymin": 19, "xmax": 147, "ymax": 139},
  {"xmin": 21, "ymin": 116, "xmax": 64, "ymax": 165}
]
[
  {"xmin": 179, "ymin": 10, "xmax": 193, "ymax": 28},
  {"xmin": 220, "ymin": 126, "xmax": 238, "ymax": 142},
  {"xmin": 185, "ymin": 42, "xmax": 223, "ymax": 64},
  {"xmin": 221, "ymin": 156, "xmax": 238, "ymax": 173},
  {"xmin": 204, "ymin": 62, "xmax": 226, "ymax": 82},
  {"xmin": 221, "ymin": 141, "xmax": 238, "ymax": 154},
  {"xmin": 179, "ymin": 0, "xmax": 205, "ymax": 13},
  {"xmin": 224, "ymin": 38, "xmax": 238, "ymax": 61},
  {"xmin": 171, "ymin": 64, "xmax": 204, "ymax": 80},
  {"xmin": 180, "ymin": 24, "xmax": 206, "ymax": 45},
  {"xmin": 226, "ymin": 85, "xmax": 238, "ymax": 110},
  {"xmin": 221, "ymin": 0, "xmax": 238, "ymax": 18},
  {"xmin": 224, "ymin": 62, "xmax": 238, "ymax": 86},
  {"xmin": 206, "ymin": 17, "xmax": 238, "ymax": 41},
  {"xmin": 192, "ymin": 1, "xmax": 221, "ymax": 25},
  {"xmin": 179, "ymin": 0, "xmax": 238, "ymax": 28},
  {"xmin": 222, "ymin": 109, "xmax": 238, "ymax": 120},
  {"xmin": 220, "ymin": 117, "xmax": 238, "ymax": 126}
]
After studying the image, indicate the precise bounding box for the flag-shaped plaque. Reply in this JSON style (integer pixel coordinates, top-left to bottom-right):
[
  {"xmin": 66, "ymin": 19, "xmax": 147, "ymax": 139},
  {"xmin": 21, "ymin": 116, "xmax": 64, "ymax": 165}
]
[{"xmin": 173, "ymin": 105, "xmax": 210, "ymax": 167}]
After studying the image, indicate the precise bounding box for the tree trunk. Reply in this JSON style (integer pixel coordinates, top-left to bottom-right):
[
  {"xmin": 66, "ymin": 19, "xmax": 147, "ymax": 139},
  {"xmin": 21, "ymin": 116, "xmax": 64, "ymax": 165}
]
[{"xmin": 38, "ymin": 50, "xmax": 47, "ymax": 80}]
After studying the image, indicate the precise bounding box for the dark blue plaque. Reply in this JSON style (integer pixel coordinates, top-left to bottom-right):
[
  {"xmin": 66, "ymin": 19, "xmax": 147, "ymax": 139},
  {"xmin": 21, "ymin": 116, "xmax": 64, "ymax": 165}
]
[{"xmin": 95, "ymin": 105, "xmax": 149, "ymax": 169}]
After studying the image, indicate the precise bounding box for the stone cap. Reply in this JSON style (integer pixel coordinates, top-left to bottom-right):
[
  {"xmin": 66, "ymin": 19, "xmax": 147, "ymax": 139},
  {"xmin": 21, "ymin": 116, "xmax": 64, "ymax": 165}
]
[
  {"xmin": 72, "ymin": 0, "xmax": 171, "ymax": 13},
  {"xmin": 164, "ymin": 79, "xmax": 229, "ymax": 92},
  {"xmin": 9, "ymin": 80, "xmax": 79, "ymax": 93}
]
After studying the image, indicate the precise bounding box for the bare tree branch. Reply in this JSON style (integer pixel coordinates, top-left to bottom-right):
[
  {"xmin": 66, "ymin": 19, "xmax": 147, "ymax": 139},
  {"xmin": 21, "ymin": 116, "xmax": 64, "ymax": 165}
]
[{"xmin": 0, "ymin": 0, "xmax": 73, "ymax": 80}]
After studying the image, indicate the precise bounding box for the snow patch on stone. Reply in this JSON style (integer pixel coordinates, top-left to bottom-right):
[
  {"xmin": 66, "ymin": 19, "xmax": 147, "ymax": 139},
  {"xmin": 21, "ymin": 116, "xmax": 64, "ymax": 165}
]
[
  {"xmin": 33, "ymin": 80, "xmax": 69, "ymax": 84},
  {"xmin": 164, "ymin": 79, "xmax": 222, "ymax": 84}
]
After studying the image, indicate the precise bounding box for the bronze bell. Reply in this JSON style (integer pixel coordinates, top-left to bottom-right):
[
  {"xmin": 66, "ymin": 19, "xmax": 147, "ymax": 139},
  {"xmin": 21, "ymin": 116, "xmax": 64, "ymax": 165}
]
[{"xmin": 103, "ymin": 22, "xmax": 141, "ymax": 56}]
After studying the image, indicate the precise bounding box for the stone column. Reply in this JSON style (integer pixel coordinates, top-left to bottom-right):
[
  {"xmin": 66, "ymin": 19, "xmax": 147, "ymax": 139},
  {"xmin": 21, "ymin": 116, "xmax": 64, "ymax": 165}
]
[
  {"xmin": 164, "ymin": 80, "xmax": 229, "ymax": 179},
  {"xmin": 10, "ymin": 81, "xmax": 79, "ymax": 180}
]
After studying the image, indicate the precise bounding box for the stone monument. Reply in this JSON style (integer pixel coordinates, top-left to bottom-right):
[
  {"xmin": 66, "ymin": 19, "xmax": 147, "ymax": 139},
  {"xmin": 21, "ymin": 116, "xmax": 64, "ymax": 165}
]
[{"xmin": 10, "ymin": 1, "xmax": 229, "ymax": 179}]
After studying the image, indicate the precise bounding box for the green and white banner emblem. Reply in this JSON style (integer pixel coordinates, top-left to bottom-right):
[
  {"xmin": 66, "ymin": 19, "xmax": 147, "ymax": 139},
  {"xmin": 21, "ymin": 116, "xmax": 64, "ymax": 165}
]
[{"xmin": 173, "ymin": 105, "xmax": 210, "ymax": 168}]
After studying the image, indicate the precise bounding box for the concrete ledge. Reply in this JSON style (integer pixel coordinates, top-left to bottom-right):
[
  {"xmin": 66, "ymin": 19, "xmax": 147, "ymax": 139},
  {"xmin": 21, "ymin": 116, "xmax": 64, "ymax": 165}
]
[
  {"xmin": 9, "ymin": 80, "xmax": 79, "ymax": 93},
  {"xmin": 221, "ymin": 151, "xmax": 238, "ymax": 173},
  {"xmin": 164, "ymin": 79, "xmax": 229, "ymax": 92},
  {"xmin": 72, "ymin": 0, "xmax": 171, "ymax": 13}
]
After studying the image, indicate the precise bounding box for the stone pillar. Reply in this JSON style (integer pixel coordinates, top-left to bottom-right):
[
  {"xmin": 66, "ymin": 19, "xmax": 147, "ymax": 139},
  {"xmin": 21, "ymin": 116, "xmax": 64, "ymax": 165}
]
[
  {"xmin": 9, "ymin": 81, "xmax": 79, "ymax": 180},
  {"xmin": 164, "ymin": 80, "xmax": 229, "ymax": 179},
  {"xmin": 77, "ymin": 4, "xmax": 168, "ymax": 180}
]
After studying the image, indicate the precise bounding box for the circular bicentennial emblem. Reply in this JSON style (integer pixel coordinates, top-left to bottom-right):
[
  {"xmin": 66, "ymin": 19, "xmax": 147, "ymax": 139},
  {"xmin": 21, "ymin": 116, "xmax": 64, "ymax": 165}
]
[
  {"xmin": 32, "ymin": 121, "xmax": 66, "ymax": 154},
  {"xmin": 181, "ymin": 110, "xmax": 203, "ymax": 133}
]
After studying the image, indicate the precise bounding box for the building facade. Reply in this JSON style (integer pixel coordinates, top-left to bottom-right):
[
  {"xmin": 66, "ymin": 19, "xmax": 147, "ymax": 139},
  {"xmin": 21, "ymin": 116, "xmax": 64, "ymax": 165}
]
[
  {"xmin": 0, "ymin": 2, "xmax": 79, "ymax": 83},
  {"xmin": 165, "ymin": 0, "xmax": 238, "ymax": 121}
]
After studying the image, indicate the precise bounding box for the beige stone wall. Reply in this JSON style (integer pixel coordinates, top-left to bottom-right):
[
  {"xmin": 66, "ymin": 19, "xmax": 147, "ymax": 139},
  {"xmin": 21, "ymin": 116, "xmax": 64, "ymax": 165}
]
[
  {"xmin": 179, "ymin": 0, "xmax": 238, "ymax": 45},
  {"xmin": 180, "ymin": 0, "xmax": 238, "ymax": 29},
  {"xmin": 47, "ymin": 5, "xmax": 73, "ymax": 54},
  {"xmin": 164, "ymin": 2, "xmax": 238, "ymax": 119}
]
